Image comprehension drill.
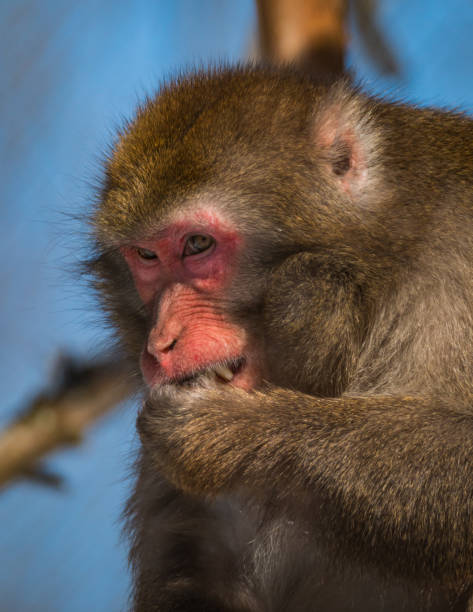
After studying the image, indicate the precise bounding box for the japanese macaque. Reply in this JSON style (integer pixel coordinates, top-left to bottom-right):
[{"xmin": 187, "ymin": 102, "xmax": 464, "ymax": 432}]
[{"xmin": 91, "ymin": 65, "xmax": 473, "ymax": 611}]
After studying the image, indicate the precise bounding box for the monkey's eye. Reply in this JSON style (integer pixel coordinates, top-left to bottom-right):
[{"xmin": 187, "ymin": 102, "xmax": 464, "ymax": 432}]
[
  {"xmin": 183, "ymin": 234, "xmax": 215, "ymax": 257},
  {"xmin": 136, "ymin": 247, "xmax": 158, "ymax": 261}
]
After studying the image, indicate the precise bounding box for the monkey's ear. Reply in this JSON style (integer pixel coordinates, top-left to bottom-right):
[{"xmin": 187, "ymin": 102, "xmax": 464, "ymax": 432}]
[{"xmin": 314, "ymin": 90, "xmax": 378, "ymax": 199}]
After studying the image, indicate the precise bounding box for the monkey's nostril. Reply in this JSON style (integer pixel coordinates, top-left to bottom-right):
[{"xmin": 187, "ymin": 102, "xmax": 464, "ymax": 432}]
[
  {"xmin": 162, "ymin": 339, "xmax": 177, "ymax": 353},
  {"xmin": 148, "ymin": 332, "xmax": 179, "ymax": 356}
]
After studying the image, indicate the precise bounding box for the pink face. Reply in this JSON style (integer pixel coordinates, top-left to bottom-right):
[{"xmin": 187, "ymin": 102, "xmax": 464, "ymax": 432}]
[{"xmin": 121, "ymin": 209, "xmax": 261, "ymax": 390}]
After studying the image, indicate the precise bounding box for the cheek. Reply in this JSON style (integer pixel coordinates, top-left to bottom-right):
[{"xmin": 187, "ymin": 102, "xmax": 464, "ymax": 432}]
[
  {"xmin": 134, "ymin": 280, "xmax": 157, "ymax": 306},
  {"xmin": 121, "ymin": 248, "xmax": 161, "ymax": 305}
]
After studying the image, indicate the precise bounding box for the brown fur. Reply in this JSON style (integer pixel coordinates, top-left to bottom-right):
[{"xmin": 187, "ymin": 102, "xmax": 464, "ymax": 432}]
[{"xmin": 91, "ymin": 64, "xmax": 473, "ymax": 611}]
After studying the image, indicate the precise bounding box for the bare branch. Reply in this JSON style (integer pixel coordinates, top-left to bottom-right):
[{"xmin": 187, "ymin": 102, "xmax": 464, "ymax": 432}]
[
  {"xmin": 0, "ymin": 356, "xmax": 136, "ymax": 488},
  {"xmin": 256, "ymin": 0, "xmax": 348, "ymax": 78}
]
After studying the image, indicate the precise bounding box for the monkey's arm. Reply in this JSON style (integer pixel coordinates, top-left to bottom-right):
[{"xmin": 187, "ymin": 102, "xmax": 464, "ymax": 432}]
[
  {"xmin": 138, "ymin": 251, "xmax": 473, "ymax": 587},
  {"xmin": 138, "ymin": 387, "xmax": 473, "ymax": 586}
]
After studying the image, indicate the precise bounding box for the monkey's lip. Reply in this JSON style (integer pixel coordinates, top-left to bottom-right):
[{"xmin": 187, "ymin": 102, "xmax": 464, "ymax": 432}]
[
  {"xmin": 142, "ymin": 354, "xmax": 256, "ymax": 390},
  {"xmin": 165, "ymin": 357, "xmax": 246, "ymax": 387}
]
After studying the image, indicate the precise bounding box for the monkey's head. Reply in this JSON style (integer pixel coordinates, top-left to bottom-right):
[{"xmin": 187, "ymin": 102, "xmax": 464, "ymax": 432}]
[{"xmin": 92, "ymin": 66, "xmax": 381, "ymax": 393}]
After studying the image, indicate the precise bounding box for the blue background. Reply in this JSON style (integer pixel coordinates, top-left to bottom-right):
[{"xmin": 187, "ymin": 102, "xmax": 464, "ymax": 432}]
[{"xmin": 0, "ymin": 2, "xmax": 472, "ymax": 610}]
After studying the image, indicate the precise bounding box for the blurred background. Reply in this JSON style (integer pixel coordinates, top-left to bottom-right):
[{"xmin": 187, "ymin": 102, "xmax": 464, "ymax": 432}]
[{"xmin": 0, "ymin": 1, "xmax": 472, "ymax": 610}]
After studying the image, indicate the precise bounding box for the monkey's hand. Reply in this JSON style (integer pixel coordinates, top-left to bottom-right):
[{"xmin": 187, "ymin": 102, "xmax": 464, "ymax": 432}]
[
  {"xmin": 137, "ymin": 381, "xmax": 293, "ymax": 497},
  {"xmin": 138, "ymin": 381, "xmax": 473, "ymax": 585}
]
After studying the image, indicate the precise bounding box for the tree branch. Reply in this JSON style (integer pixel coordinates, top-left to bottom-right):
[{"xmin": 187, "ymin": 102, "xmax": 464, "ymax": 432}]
[
  {"xmin": 256, "ymin": 0, "xmax": 348, "ymax": 79},
  {"xmin": 0, "ymin": 356, "xmax": 136, "ymax": 488}
]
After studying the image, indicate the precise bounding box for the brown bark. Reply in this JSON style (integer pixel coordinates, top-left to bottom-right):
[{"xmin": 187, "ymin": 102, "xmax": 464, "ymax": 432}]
[
  {"xmin": 0, "ymin": 357, "xmax": 136, "ymax": 487},
  {"xmin": 256, "ymin": 0, "xmax": 348, "ymax": 78}
]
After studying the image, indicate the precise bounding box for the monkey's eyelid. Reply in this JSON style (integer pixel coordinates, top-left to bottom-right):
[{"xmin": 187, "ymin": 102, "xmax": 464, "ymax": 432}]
[
  {"xmin": 183, "ymin": 234, "xmax": 216, "ymax": 257},
  {"xmin": 136, "ymin": 247, "xmax": 158, "ymax": 260}
]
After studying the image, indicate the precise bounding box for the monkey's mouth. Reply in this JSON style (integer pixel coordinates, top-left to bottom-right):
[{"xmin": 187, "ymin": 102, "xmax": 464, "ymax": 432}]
[
  {"xmin": 171, "ymin": 357, "xmax": 246, "ymax": 387},
  {"xmin": 141, "ymin": 348, "xmax": 259, "ymax": 391}
]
